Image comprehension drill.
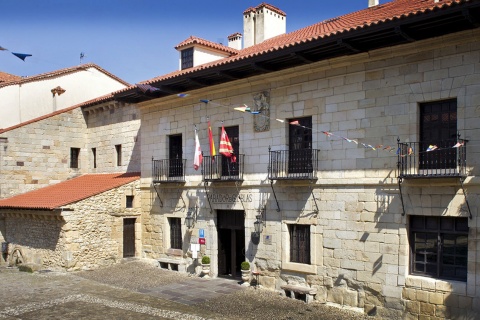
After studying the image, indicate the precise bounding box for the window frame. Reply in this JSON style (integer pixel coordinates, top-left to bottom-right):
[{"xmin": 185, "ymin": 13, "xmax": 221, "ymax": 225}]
[
  {"xmin": 70, "ymin": 147, "xmax": 80, "ymax": 169},
  {"xmin": 181, "ymin": 48, "xmax": 194, "ymax": 70},
  {"xmin": 126, "ymin": 195, "xmax": 134, "ymax": 208},
  {"xmin": 168, "ymin": 217, "xmax": 182, "ymax": 250},
  {"xmin": 115, "ymin": 144, "xmax": 122, "ymax": 166},
  {"xmin": 409, "ymin": 215, "xmax": 468, "ymax": 282},
  {"xmin": 288, "ymin": 224, "xmax": 311, "ymax": 265}
]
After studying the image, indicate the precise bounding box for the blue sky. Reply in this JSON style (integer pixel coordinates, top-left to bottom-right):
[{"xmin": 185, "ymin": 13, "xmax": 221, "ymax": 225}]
[{"xmin": 1, "ymin": 0, "xmax": 388, "ymax": 84}]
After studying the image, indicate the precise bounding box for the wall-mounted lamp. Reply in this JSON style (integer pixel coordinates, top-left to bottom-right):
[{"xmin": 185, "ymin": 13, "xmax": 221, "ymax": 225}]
[
  {"xmin": 185, "ymin": 206, "xmax": 197, "ymax": 229},
  {"xmin": 254, "ymin": 214, "xmax": 263, "ymax": 235}
]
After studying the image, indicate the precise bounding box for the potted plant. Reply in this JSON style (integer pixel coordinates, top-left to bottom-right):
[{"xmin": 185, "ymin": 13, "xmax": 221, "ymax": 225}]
[
  {"xmin": 241, "ymin": 261, "xmax": 251, "ymax": 283},
  {"xmin": 201, "ymin": 255, "xmax": 210, "ymax": 278}
]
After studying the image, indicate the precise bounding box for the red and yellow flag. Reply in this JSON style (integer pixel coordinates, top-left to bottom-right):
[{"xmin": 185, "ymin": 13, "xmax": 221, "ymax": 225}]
[
  {"xmin": 208, "ymin": 121, "xmax": 216, "ymax": 157},
  {"xmin": 219, "ymin": 126, "xmax": 234, "ymax": 159}
]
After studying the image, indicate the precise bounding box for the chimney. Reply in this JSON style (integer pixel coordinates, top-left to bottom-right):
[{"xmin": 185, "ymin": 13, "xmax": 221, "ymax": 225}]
[
  {"xmin": 368, "ymin": 0, "xmax": 379, "ymax": 7},
  {"xmin": 243, "ymin": 3, "xmax": 286, "ymax": 48},
  {"xmin": 228, "ymin": 33, "xmax": 242, "ymax": 50}
]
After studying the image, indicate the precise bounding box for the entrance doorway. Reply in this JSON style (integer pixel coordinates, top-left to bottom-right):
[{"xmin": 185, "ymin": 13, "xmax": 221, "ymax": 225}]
[
  {"xmin": 217, "ymin": 210, "xmax": 245, "ymax": 279},
  {"xmin": 123, "ymin": 218, "xmax": 136, "ymax": 258}
]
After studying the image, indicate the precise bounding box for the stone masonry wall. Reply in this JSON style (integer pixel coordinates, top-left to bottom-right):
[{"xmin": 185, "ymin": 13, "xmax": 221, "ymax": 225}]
[
  {"xmin": 139, "ymin": 29, "xmax": 480, "ymax": 318},
  {"xmin": 1, "ymin": 180, "xmax": 141, "ymax": 271}
]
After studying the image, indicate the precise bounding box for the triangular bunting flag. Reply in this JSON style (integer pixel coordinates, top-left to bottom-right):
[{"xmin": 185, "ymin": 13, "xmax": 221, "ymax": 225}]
[{"xmin": 12, "ymin": 52, "xmax": 32, "ymax": 61}]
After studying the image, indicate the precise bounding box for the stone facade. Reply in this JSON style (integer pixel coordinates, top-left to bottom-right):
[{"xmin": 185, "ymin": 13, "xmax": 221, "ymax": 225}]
[
  {"xmin": 1, "ymin": 180, "xmax": 141, "ymax": 271},
  {"xmin": 0, "ymin": 101, "xmax": 141, "ymax": 198},
  {"xmin": 139, "ymin": 29, "xmax": 480, "ymax": 318}
]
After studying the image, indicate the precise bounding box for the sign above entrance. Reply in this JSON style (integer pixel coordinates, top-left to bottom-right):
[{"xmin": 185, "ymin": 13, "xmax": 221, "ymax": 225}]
[{"xmin": 207, "ymin": 193, "xmax": 253, "ymax": 203}]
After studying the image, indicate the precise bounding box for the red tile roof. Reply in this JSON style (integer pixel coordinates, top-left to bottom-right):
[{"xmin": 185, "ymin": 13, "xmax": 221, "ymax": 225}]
[
  {"xmin": 0, "ymin": 63, "xmax": 130, "ymax": 88},
  {"xmin": 140, "ymin": 0, "xmax": 464, "ymax": 85},
  {"xmin": 175, "ymin": 36, "xmax": 239, "ymax": 55},
  {"xmin": 243, "ymin": 3, "xmax": 286, "ymax": 16},
  {"xmin": 0, "ymin": 172, "xmax": 140, "ymax": 210},
  {"xmin": 0, "ymin": 71, "xmax": 21, "ymax": 83}
]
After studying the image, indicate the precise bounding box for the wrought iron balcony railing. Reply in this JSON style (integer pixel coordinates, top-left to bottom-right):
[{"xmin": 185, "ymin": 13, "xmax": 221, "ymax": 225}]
[
  {"xmin": 202, "ymin": 154, "xmax": 244, "ymax": 182},
  {"xmin": 268, "ymin": 148, "xmax": 320, "ymax": 180},
  {"xmin": 397, "ymin": 139, "xmax": 467, "ymax": 178},
  {"xmin": 152, "ymin": 158, "xmax": 186, "ymax": 183}
]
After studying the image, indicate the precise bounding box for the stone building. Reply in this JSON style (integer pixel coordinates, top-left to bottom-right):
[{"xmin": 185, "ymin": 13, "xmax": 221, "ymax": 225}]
[
  {"xmin": 115, "ymin": 0, "xmax": 480, "ymax": 318},
  {"xmin": 0, "ymin": 88, "xmax": 141, "ymax": 269},
  {"xmin": 0, "ymin": 63, "xmax": 130, "ymax": 129},
  {"xmin": 0, "ymin": 172, "xmax": 141, "ymax": 271}
]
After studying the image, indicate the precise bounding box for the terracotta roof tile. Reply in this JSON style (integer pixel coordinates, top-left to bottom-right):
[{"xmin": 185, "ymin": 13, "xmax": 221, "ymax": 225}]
[
  {"xmin": 175, "ymin": 36, "xmax": 239, "ymax": 55},
  {"xmin": 0, "ymin": 71, "xmax": 21, "ymax": 83},
  {"xmin": 0, "ymin": 172, "xmax": 140, "ymax": 210},
  {"xmin": 0, "ymin": 63, "xmax": 130, "ymax": 88},
  {"xmin": 243, "ymin": 3, "xmax": 286, "ymax": 16},
  {"xmin": 142, "ymin": 0, "xmax": 464, "ymax": 85}
]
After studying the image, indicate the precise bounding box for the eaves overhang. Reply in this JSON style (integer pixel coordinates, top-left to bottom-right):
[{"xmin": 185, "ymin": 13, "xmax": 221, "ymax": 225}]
[{"xmin": 114, "ymin": 1, "xmax": 480, "ymax": 103}]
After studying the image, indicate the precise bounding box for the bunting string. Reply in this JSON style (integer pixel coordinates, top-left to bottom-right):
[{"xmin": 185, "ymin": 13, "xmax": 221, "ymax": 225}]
[
  {"xmin": 0, "ymin": 45, "xmax": 32, "ymax": 61},
  {"xmin": 195, "ymin": 98, "xmax": 466, "ymax": 158}
]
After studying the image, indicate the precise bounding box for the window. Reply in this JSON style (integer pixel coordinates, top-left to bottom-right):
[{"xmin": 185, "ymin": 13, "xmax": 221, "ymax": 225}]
[
  {"xmin": 169, "ymin": 135, "xmax": 183, "ymax": 177},
  {"xmin": 115, "ymin": 144, "xmax": 122, "ymax": 166},
  {"xmin": 181, "ymin": 48, "xmax": 194, "ymax": 70},
  {"xmin": 126, "ymin": 195, "xmax": 134, "ymax": 208},
  {"xmin": 410, "ymin": 215, "xmax": 468, "ymax": 281},
  {"xmin": 288, "ymin": 116, "xmax": 312, "ymax": 174},
  {"xmin": 70, "ymin": 148, "xmax": 80, "ymax": 168},
  {"xmin": 289, "ymin": 224, "xmax": 310, "ymax": 264},
  {"xmin": 420, "ymin": 99, "xmax": 457, "ymax": 170},
  {"xmin": 169, "ymin": 218, "xmax": 182, "ymax": 250},
  {"xmin": 92, "ymin": 148, "xmax": 97, "ymax": 169}
]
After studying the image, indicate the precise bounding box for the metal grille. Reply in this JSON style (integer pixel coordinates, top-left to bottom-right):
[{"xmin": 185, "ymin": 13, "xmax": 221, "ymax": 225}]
[
  {"xmin": 397, "ymin": 139, "xmax": 466, "ymax": 178},
  {"xmin": 268, "ymin": 149, "xmax": 320, "ymax": 180},
  {"xmin": 152, "ymin": 158, "xmax": 186, "ymax": 182},
  {"xmin": 169, "ymin": 218, "xmax": 182, "ymax": 250},
  {"xmin": 202, "ymin": 154, "xmax": 244, "ymax": 181},
  {"xmin": 410, "ymin": 216, "xmax": 468, "ymax": 281},
  {"xmin": 289, "ymin": 224, "xmax": 310, "ymax": 264}
]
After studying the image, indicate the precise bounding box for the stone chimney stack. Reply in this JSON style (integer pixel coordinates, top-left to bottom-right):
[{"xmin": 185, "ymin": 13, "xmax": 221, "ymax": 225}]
[
  {"xmin": 368, "ymin": 0, "xmax": 379, "ymax": 7},
  {"xmin": 228, "ymin": 33, "xmax": 242, "ymax": 50},
  {"xmin": 243, "ymin": 3, "xmax": 286, "ymax": 48}
]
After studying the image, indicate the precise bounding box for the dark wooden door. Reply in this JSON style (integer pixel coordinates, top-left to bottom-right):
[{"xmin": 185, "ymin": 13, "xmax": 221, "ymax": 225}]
[
  {"xmin": 123, "ymin": 218, "xmax": 136, "ymax": 258},
  {"xmin": 169, "ymin": 134, "xmax": 183, "ymax": 177},
  {"xmin": 217, "ymin": 210, "xmax": 245, "ymax": 278},
  {"xmin": 288, "ymin": 117, "xmax": 312, "ymax": 174},
  {"xmin": 420, "ymin": 100, "xmax": 457, "ymax": 169}
]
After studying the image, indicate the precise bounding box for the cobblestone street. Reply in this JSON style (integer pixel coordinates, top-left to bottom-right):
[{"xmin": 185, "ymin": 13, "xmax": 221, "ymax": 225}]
[{"xmin": 0, "ymin": 260, "xmax": 370, "ymax": 319}]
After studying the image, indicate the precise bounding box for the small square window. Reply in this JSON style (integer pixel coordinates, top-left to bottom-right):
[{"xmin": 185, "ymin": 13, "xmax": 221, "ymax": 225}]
[
  {"xmin": 70, "ymin": 148, "xmax": 80, "ymax": 168},
  {"xmin": 126, "ymin": 195, "xmax": 134, "ymax": 208}
]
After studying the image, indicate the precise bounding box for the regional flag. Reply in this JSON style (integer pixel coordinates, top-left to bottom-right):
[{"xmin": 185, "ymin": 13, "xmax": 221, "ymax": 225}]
[
  {"xmin": 208, "ymin": 121, "xmax": 216, "ymax": 157},
  {"xmin": 219, "ymin": 126, "xmax": 236, "ymax": 162},
  {"xmin": 194, "ymin": 129, "xmax": 203, "ymax": 170}
]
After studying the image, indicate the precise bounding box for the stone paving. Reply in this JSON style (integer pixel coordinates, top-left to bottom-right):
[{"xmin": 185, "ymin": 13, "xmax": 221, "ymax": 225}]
[{"xmin": 0, "ymin": 260, "xmax": 371, "ymax": 319}]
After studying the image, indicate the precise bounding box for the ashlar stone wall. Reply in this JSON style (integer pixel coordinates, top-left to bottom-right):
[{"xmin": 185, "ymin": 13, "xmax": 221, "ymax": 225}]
[
  {"xmin": 139, "ymin": 29, "xmax": 480, "ymax": 319},
  {"xmin": 1, "ymin": 179, "xmax": 141, "ymax": 271}
]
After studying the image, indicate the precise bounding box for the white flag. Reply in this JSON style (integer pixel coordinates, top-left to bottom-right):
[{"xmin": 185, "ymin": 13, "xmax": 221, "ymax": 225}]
[{"xmin": 194, "ymin": 129, "xmax": 203, "ymax": 170}]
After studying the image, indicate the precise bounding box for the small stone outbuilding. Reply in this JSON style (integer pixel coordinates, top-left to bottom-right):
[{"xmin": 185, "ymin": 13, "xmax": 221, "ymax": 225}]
[{"xmin": 0, "ymin": 172, "xmax": 141, "ymax": 271}]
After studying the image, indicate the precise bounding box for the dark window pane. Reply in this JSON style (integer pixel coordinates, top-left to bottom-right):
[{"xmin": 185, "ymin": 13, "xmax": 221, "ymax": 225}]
[
  {"xmin": 411, "ymin": 216, "xmax": 424, "ymax": 229},
  {"xmin": 414, "ymin": 263, "xmax": 425, "ymax": 272},
  {"xmin": 426, "ymin": 217, "xmax": 438, "ymax": 230},
  {"xmin": 426, "ymin": 264, "xmax": 437, "ymax": 274},
  {"xmin": 441, "ymin": 217, "xmax": 454, "ymax": 231},
  {"xmin": 456, "ymin": 218, "xmax": 468, "ymax": 231}
]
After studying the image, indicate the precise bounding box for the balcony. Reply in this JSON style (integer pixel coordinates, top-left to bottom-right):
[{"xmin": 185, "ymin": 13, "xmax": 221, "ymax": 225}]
[
  {"xmin": 202, "ymin": 154, "xmax": 244, "ymax": 182},
  {"xmin": 268, "ymin": 149, "xmax": 320, "ymax": 180},
  {"xmin": 152, "ymin": 158, "xmax": 186, "ymax": 183},
  {"xmin": 397, "ymin": 139, "xmax": 467, "ymax": 179}
]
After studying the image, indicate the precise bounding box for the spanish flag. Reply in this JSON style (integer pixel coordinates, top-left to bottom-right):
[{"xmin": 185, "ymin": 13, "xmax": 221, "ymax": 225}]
[{"xmin": 208, "ymin": 121, "xmax": 216, "ymax": 157}]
